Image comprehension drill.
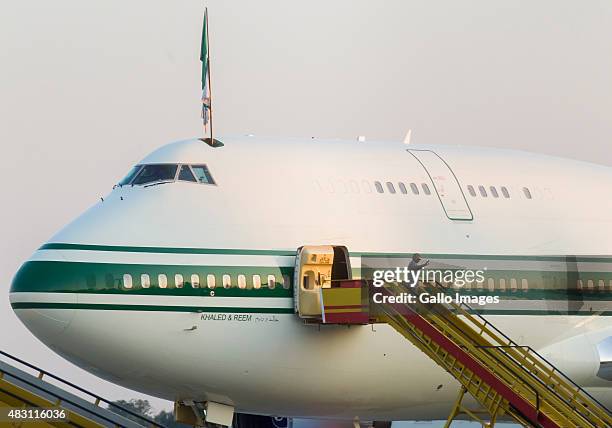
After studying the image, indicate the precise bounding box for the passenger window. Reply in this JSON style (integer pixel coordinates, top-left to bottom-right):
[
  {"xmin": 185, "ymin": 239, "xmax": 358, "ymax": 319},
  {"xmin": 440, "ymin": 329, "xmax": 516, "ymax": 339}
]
[
  {"xmin": 386, "ymin": 182, "xmax": 396, "ymax": 194},
  {"xmin": 398, "ymin": 182, "xmax": 407, "ymax": 194},
  {"xmin": 123, "ymin": 274, "xmax": 133, "ymax": 289},
  {"xmin": 499, "ymin": 278, "xmax": 506, "ymax": 291},
  {"xmin": 253, "ymin": 275, "xmax": 261, "ymax": 289},
  {"xmin": 119, "ymin": 166, "xmax": 142, "ymax": 186},
  {"xmin": 410, "ymin": 183, "xmax": 419, "ymax": 195},
  {"xmin": 158, "ymin": 274, "xmax": 168, "ymax": 289},
  {"xmin": 510, "ymin": 278, "xmax": 518, "ymax": 292},
  {"xmin": 478, "ymin": 186, "xmax": 488, "ymax": 197},
  {"xmin": 523, "ymin": 187, "xmax": 532, "ymax": 199},
  {"xmin": 267, "ymin": 275, "xmax": 276, "ymax": 289},
  {"xmin": 191, "ymin": 165, "xmax": 215, "ymax": 184},
  {"xmin": 141, "ymin": 274, "xmax": 150, "ymax": 289},
  {"xmin": 361, "ymin": 180, "xmax": 372, "ymax": 194},
  {"xmin": 175, "ymin": 274, "xmax": 184, "ymax": 288},
  {"xmin": 490, "ymin": 186, "xmax": 499, "ymax": 198},
  {"xmin": 282, "ymin": 275, "xmax": 291, "ymax": 289},
  {"xmin": 191, "ymin": 274, "xmax": 200, "ymax": 288},
  {"xmin": 238, "ymin": 274, "xmax": 247, "ymax": 289},
  {"xmin": 422, "ymin": 183, "xmax": 431, "ymax": 195},
  {"xmin": 487, "ymin": 278, "xmax": 494, "ymax": 291},
  {"xmin": 521, "ymin": 279, "xmax": 528, "ymax": 291},
  {"xmin": 222, "ymin": 274, "xmax": 231, "ymax": 289},
  {"xmin": 206, "ymin": 274, "xmax": 216, "ymax": 289},
  {"xmin": 374, "ymin": 181, "xmax": 384, "ymax": 193},
  {"xmin": 178, "ymin": 165, "xmax": 197, "ymax": 182},
  {"xmin": 132, "ymin": 164, "xmax": 178, "ymax": 185},
  {"xmin": 501, "ymin": 186, "xmax": 510, "ymax": 198},
  {"xmin": 598, "ymin": 280, "xmax": 605, "ymax": 291},
  {"xmin": 467, "ymin": 185, "xmax": 476, "ymax": 197}
]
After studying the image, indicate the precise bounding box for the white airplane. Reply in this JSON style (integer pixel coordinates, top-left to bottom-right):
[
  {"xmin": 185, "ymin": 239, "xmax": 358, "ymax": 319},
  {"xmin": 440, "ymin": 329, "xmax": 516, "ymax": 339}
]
[{"xmin": 9, "ymin": 135, "xmax": 612, "ymax": 426}]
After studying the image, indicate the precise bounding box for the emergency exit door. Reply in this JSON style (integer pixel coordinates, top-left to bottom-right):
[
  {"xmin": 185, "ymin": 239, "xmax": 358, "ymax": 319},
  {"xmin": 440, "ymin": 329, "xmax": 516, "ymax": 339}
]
[{"xmin": 408, "ymin": 150, "xmax": 473, "ymax": 221}]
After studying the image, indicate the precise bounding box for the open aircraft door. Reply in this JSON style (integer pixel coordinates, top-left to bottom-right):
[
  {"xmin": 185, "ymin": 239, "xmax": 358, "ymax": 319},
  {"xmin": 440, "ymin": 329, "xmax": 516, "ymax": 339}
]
[
  {"xmin": 408, "ymin": 149, "xmax": 473, "ymax": 221},
  {"xmin": 293, "ymin": 245, "xmax": 351, "ymax": 318}
]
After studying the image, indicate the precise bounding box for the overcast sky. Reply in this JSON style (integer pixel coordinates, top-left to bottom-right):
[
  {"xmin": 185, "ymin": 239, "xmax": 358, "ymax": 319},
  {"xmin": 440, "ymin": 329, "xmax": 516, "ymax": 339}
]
[{"xmin": 1, "ymin": 0, "xmax": 611, "ymax": 425}]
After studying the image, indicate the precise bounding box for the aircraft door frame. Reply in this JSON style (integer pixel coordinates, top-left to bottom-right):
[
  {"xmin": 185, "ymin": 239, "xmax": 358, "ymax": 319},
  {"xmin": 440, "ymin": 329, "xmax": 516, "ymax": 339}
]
[
  {"xmin": 293, "ymin": 245, "xmax": 352, "ymax": 318},
  {"xmin": 408, "ymin": 149, "xmax": 474, "ymax": 221}
]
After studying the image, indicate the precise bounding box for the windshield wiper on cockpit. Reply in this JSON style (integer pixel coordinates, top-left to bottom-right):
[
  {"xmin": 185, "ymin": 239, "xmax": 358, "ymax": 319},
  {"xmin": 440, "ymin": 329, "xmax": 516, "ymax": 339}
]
[{"xmin": 143, "ymin": 180, "xmax": 173, "ymax": 188}]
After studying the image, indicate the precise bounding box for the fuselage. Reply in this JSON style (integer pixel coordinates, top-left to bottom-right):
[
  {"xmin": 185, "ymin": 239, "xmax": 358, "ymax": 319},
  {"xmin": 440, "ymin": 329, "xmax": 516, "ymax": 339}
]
[{"xmin": 10, "ymin": 136, "xmax": 612, "ymax": 421}]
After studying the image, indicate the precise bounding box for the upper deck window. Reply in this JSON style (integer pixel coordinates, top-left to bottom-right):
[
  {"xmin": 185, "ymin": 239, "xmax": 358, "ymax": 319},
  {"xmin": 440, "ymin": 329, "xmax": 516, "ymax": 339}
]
[{"xmin": 132, "ymin": 164, "xmax": 178, "ymax": 185}]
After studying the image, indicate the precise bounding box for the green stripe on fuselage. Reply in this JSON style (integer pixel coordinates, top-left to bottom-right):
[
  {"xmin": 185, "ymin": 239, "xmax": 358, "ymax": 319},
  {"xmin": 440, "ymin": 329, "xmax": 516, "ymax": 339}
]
[
  {"xmin": 13, "ymin": 245, "xmax": 612, "ymax": 317},
  {"xmin": 10, "ymin": 302, "xmax": 294, "ymax": 314},
  {"xmin": 40, "ymin": 243, "xmax": 612, "ymax": 263},
  {"xmin": 39, "ymin": 243, "xmax": 296, "ymax": 256},
  {"xmin": 11, "ymin": 260, "xmax": 612, "ymax": 303},
  {"xmin": 9, "ymin": 302, "xmax": 612, "ymax": 316},
  {"xmin": 11, "ymin": 260, "xmax": 293, "ymax": 297}
]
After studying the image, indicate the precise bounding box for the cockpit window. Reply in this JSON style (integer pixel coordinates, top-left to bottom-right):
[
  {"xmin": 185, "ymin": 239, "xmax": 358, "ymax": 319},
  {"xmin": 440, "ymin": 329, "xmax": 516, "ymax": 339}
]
[
  {"xmin": 119, "ymin": 165, "xmax": 142, "ymax": 186},
  {"xmin": 119, "ymin": 163, "xmax": 215, "ymax": 186},
  {"xmin": 191, "ymin": 165, "xmax": 215, "ymax": 184},
  {"xmin": 178, "ymin": 165, "xmax": 197, "ymax": 182},
  {"xmin": 132, "ymin": 164, "xmax": 178, "ymax": 185}
]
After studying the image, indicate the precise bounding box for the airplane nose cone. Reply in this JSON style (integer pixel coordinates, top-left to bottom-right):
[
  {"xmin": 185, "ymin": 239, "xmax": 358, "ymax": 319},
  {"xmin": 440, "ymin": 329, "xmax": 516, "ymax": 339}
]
[{"xmin": 10, "ymin": 259, "xmax": 77, "ymax": 346}]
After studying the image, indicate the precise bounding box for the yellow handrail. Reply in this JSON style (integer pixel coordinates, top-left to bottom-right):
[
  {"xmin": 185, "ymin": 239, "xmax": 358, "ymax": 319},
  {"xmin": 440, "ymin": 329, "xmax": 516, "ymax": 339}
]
[{"xmin": 373, "ymin": 281, "xmax": 612, "ymax": 428}]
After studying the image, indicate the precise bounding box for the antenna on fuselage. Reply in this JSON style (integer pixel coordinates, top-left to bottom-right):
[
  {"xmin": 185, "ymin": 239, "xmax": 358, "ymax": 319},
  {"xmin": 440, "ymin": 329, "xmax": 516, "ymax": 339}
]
[
  {"xmin": 199, "ymin": 7, "xmax": 223, "ymax": 148},
  {"xmin": 403, "ymin": 129, "xmax": 412, "ymax": 145}
]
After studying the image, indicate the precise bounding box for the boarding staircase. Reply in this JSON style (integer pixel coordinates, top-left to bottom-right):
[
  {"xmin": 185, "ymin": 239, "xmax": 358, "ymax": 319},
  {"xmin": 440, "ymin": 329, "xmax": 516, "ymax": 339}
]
[
  {"xmin": 297, "ymin": 244, "xmax": 612, "ymax": 427},
  {"xmin": 370, "ymin": 282, "xmax": 612, "ymax": 428},
  {"xmin": 0, "ymin": 350, "xmax": 164, "ymax": 428}
]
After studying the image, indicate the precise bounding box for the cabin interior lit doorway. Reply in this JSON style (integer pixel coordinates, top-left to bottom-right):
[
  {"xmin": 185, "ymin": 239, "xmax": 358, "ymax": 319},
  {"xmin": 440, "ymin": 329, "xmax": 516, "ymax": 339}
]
[{"xmin": 294, "ymin": 245, "xmax": 351, "ymax": 318}]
